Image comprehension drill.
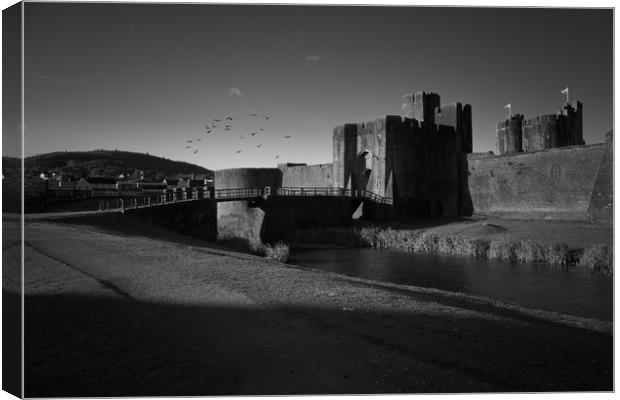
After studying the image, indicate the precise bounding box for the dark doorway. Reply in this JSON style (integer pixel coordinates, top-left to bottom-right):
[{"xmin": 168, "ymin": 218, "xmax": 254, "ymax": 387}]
[{"xmin": 355, "ymin": 150, "xmax": 373, "ymax": 192}]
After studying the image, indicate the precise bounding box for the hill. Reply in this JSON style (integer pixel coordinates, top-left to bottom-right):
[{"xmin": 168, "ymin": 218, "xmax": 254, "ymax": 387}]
[{"xmin": 3, "ymin": 150, "xmax": 213, "ymax": 181}]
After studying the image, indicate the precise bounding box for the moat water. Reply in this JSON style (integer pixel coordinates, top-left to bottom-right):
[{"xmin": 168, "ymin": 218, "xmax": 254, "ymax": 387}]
[{"xmin": 289, "ymin": 247, "xmax": 613, "ymax": 321}]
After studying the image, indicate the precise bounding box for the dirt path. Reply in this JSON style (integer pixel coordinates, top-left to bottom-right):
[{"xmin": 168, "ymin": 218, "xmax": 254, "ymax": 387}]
[{"xmin": 9, "ymin": 220, "xmax": 612, "ymax": 396}]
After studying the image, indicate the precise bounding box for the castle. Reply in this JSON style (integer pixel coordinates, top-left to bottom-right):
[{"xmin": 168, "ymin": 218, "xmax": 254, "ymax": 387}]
[
  {"xmin": 282, "ymin": 90, "xmax": 610, "ymax": 223},
  {"xmin": 215, "ymin": 90, "xmax": 612, "ymax": 240},
  {"xmin": 496, "ymin": 102, "xmax": 584, "ymax": 155},
  {"xmin": 331, "ymin": 91, "xmax": 472, "ymax": 218}
]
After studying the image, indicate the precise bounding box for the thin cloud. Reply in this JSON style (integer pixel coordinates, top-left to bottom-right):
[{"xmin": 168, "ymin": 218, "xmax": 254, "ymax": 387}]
[
  {"xmin": 228, "ymin": 88, "xmax": 243, "ymax": 97},
  {"xmin": 282, "ymin": 32, "xmax": 306, "ymax": 46},
  {"xmin": 304, "ymin": 55, "xmax": 321, "ymax": 62}
]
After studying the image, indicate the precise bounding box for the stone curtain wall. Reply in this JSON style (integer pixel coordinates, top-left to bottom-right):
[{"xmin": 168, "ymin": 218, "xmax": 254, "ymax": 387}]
[
  {"xmin": 466, "ymin": 143, "xmax": 609, "ymax": 221},
  {"xmin": 588, "ymin": 132, "xmax": 613, "ymax": 226},
  {"xmin": 280, "ymin": 163, "xmax": 334, "ymax": 188},
  {"xmin": 215, "ymin": 168, "xmax": 282, "ymax": 191}
]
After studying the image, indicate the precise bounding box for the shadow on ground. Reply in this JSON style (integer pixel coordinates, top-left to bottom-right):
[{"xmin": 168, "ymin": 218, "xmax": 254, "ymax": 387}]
[{"xmin": 21, "ymin": 289, "xmax": 613, "ymax": 397}]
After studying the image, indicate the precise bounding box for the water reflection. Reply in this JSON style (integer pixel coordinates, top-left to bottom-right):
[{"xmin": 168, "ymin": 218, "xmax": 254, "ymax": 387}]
[{"xmin": 290, "ymin": 248, "xmax": 613, "ymax": 321}]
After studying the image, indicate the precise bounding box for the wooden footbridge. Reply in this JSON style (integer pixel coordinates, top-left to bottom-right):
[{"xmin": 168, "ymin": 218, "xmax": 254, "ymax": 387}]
[{"xmin": 98, "ymin": 186, "xmax": 394, "ymax": 213}]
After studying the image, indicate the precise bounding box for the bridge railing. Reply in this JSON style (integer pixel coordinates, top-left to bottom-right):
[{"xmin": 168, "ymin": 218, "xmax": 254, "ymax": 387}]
[
  {"xmin": 96, "ymin": 185, "xmax": 393, "ymax": 213},
  {"xmin": 214, "ymin": 187, "xmax": 264, "ymax": 200},
  {"xmin": 277, "ymin": 187, "xmax": 393, "ymax": 205},
  {"xmin": 277, "ymin": 187, "xmax": 346, "ymax": 197},
  {"xmin": 356, "ymin": 190, "xmax": 394, "ymax": 205}
]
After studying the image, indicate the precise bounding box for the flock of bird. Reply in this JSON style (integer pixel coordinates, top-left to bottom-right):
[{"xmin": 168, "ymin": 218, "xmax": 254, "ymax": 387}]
[{"xmin": 184, "ymin": 112, "xmax": 292, "ymax": 161}]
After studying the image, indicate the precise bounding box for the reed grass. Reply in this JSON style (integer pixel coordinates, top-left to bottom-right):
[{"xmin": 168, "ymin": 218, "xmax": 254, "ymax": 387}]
[
  {"xmin": 578, "ymin": 244, "xmax": 613, "ymax": 273},
  {"xmin": 293, "ymin": 225, "xmax": 612, "ymax": 272},
  {"xmin": 262, "ymin": 241, "xmax": 290, "ymax": 263}
]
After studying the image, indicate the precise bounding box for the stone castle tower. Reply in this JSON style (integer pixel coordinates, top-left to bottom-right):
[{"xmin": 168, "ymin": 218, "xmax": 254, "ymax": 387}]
[
  {"xmin": 333, "ymin": 91, "xmax": 473, "ymax": 218},
  {"xmin": 496, "ymin": 102, "xmax": 583, "ymax": 155}
]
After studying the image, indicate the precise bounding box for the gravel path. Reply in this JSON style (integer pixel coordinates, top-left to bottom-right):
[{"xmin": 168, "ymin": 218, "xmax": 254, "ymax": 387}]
[{"xmin": 8, "ymin": 220, "xmax": 612, "ymax": 396}]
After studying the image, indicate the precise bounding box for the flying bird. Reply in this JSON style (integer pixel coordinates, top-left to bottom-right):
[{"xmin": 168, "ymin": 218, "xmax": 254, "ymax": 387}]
[
  {"xmin": 187, "ymin": 140, "xmax": 193, "ymax": 143},
  {"xmin": 275, "ymin": 155, "xmax": 280, "ymax": 159},
  {"xmin": 283, "ymin": 135, "xmax": 291, "ymax": 139},
  {"xmin": 185, "ymin": 145, "xmax": 191, "ymax": 149},
  {"xmin": 213, "ymin": 118, "xmax": 221, "ymax": 122},
  {"xmin": 249, "ymin": 113, "xmax": 258, "ymax": 116},
  {"xmin": 262, "ymin": 115, "xmax": 269, "ymax": 119},
  {"xmin": 259, "ymin": 128, "xmax": 264, "ymax": 131},
  {"xmin": 205, "ymin": 129, "xmax": 212, "ymax": 134},
  {"xmin": 236, "ymin": 150, "xmax": 242, "ymax": 154},
  {"xmin": 194, "ymin": 149, "xmax": 198, "ymax": 154},
  {"xmin": 211, "ymin": 123, "xmax": 217, "ymax": 128},
  {"xmin": 226, "ymin": 117, "xmax": 233, "ymax": 121},
  {"xmin": 250, "ymin": 132, "xmax": 258, "ymax": 136},
  {"xmin": 257, "ymin": 144, "xmax": 262, "ymax": 148},
  {"xmin": 196, "ymin": 138, "xmax": 202, "ymax": 142}
]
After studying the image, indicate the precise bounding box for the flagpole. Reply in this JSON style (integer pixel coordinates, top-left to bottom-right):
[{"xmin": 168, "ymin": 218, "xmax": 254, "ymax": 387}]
[
  {"xmin": 561, "ymin": 87, "xmax": 569, "ymax": 104},
  {"xmin": 504, "ymin": 103, "xmax": 511, "ymax": 119}
]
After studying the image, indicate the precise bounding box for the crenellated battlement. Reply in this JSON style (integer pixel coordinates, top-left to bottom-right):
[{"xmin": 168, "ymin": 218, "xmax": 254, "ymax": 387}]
[
  {"xmin": 332, "ymin": 91, "xmax": 473, "ymax": 218},
  {"xmin": 402, "ymin": 91, "xmax": 441, "ymax": 124},
  {"xmin": 217, "ymin": 91, "xmax": 609, "ymax": 225},
  {"xmin": 497, "ymin": 101, "xmax": 583, "ymax": 155}
]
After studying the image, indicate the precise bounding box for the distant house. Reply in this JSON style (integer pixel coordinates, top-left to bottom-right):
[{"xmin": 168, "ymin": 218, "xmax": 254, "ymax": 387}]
[
  {"xmin": 117, "ymin": 181, "xmax": 142, "ymax": 196},
  {"xmin": 45, "ymin": 174, "xmax": 79, "ymax": 197},
  {"xmin": 163, "ymin": 177, "xmax": 188, "ymax": 190},
  {"xmin": 76, "ymin": 177, "xmax": 117, "ymax": 198},
  {"xmin": 140, "ymin": 180, "xmax": 167, "ymax": 194},
  {"xmin": 58, "ymin": 175, "xmax": 77, "ymax": 185}
]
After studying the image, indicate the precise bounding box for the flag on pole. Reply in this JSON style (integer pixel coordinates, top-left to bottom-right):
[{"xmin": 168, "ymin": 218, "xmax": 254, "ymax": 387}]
[
  {"xmin": 561, "ymin": 87, "xmax": 569, "ymax": 103},
  {"xmin": 504, "ymin": 103, "xmax": 511, "ymax": 109},
  {"xmin": 504, "ymin": 103, "xmax": 511, "ymax": 118}
]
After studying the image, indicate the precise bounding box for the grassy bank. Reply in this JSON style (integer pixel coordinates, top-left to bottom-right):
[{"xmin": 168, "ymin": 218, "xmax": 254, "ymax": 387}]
[{"xmin": 294, "ymin": 224, "xmax": 613, "ymax": 273}]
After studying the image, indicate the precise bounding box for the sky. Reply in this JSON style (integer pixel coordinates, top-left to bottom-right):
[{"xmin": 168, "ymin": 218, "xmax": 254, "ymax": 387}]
[{"xmin": 14, "ymin": 3, "xmax": 614, "ymax": 170}]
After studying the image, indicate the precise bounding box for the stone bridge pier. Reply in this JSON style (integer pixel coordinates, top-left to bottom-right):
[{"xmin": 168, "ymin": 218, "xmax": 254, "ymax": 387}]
[{"xmin": 215, "ymin": 168, "xmax": 355, "ymax": 252}]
